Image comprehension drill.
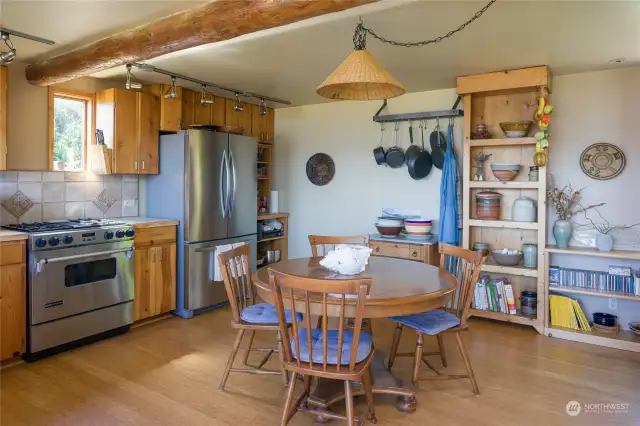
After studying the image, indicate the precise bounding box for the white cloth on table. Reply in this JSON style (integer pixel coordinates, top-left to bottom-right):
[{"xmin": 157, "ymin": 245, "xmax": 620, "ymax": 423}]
[{"xmin": 212, "ymin": 242, "xmax": 247, "ymax": 282}]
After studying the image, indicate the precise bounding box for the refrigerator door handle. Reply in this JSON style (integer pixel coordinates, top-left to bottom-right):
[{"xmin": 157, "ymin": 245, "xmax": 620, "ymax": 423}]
[
  {"xmin": 229, "ymin": 150, "xmax": 237, "ymax": 216},
  {"xmin": 220, "ymin": 149, "xmax": 228, "ymax": 218}
]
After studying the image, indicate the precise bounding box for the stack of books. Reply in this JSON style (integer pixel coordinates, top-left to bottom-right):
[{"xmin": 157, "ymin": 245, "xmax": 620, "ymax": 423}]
[
  {"xmin": 549, "ymin": 265, "xmax": 638, "ymax": 295},
  {"xmin": 549, "ymin": 294, "xmax": 591, "ymax": 331},
  {"xmin": 473, "ymin": 275, "xmax": 517, "ymax": 315}
]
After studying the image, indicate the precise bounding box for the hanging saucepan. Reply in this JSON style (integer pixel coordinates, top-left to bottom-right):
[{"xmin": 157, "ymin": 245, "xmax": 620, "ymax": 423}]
[
  {"xmin": 430, "ymin": 117, "xmax": 446, "ymax": 170},
  {"xmin": 373, "ymin": 123, "xmax": 386, "ymax": 165},
  {"xmin": 407, "ymin": 119, "xmax": 433, "ymax": 180},
  {"xmin": 386, "ymin": 122, "xmax": 405, "ymax": 168},
  {"xmin": 405, "ymin": 121, "xmax": 421, "ymax": 163}
]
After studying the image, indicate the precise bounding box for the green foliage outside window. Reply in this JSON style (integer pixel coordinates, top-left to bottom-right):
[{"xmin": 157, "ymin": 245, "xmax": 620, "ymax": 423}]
[{"xmin": 53, "ymin": 97, "xmax": 85, "ymax": 170}]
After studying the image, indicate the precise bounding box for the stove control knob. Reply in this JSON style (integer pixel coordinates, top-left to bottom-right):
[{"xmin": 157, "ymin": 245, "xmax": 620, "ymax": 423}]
[
  {"xmin": 48, "ymin": 236, "xmax": 60, "ymax": 247},
  {"xmin": 35, "ymin": 238, "xmax": 47, "ymax": 248},
  {"xmin": 115, "ymin": 230, "xmax": 126, "ymax": 239},
  {"xmin": 62, "ymin": 235, "xmax": 73, "ymax": 245},
  {"xmin": 104, "ymin": 231, "xmax": 114, "ymax": 240},
  {"xmin": 125, "ymin": 229, "xmax": 135, "ymax": 238}
]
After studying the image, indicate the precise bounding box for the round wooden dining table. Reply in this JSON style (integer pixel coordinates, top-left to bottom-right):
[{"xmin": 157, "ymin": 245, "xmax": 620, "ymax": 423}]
[{"xmin": 252, "ymin": 256, "xmax": 457, "ymax": 416}]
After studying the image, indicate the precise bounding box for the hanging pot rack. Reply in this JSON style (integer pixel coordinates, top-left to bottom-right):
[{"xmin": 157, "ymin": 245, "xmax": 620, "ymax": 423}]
[{"xmin": 372, "ymin": 95, "xmax": 463, "ymax": 123}]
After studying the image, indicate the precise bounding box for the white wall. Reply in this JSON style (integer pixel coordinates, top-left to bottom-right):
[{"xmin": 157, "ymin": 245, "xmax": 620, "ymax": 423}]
[
  {"xmin": 274, "ymin": 89, "xmax": 463, "ymax": 258},
  {"xmin": 274, "ymin": 67, "xmax": 640, "ymax": 328}
]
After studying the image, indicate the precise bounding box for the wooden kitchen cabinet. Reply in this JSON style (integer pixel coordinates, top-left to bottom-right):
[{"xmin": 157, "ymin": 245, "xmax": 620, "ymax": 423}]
[
  {"xmin": 96, "ymin": 88, "xmax": 160, "ymax": 175},
  {"xmin": 225, "ymin": 98, "xmax": 252, "ymax": 136},
  {"xmin": 182, "ymin": 89, "xmax": 226, "ymax": 128},
  {"xmin": 0, "ymin": 66, "xmax": 7, "ymax": 171},
  {"xmin": 250, "ymin": 104, "xmax": 275, "ymax": 143},
  {"xmin": 145, "ymin": 84, "xmax": 183, "ymax": 132},
  {"xmin": 0, "ymin": 240, "xmax": 27, "ymax": 361},
  {"xmin": 133, "ymin": 225, "xmax": 177, "ymax": 322}
]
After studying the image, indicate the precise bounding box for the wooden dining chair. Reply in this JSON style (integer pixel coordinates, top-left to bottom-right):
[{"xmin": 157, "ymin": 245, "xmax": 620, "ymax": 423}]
[
  {"xmin": 387, "ymin": 243, "xmax": 483, "ymax": 395},
  {"xmin": 308, "ymin": 234, "xmax": 370, "ymax": 257},
  {"xmin": 269, "ymin": 269, "xmax": 376, "ymax": 426},
  {"xmin": 218, "ymin": 244, "xmax": 301, "ymax": 391}
]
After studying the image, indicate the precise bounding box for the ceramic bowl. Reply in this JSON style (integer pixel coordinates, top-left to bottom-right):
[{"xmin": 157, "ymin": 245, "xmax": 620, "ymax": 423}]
[
  {"xmin": 405, "ymin": 225, "xmax": 432, "ymax": 234},
  {"xmin": 376, "ymin": 218, "xmax": 404, "ymax": 227},
  {"xmin": 490, "ymin": 169, "xmax": 518, "ymax": 182},
  {"xmin": 490, "ymin": 163, "xmax": 521, "ymax": 171},
  {"xmin": 404, "ymin": 218, "xmax": 432, "ymax": 224},
  {"xmin": 472, "ymin": 242, "xmax": 490, "ymax": 257},
  {"xmin": 593, "ymin": 312, "xmax": 617, "ymax": 327},
  {"xmin": 375, "ymin": 225, "xmax": 403, "ymax": 238},
  {"xmin": 499, "ymin": 121, "xmax": 533, "ymax": 138},
  {"xmin": 491, "ymin": 250, "xmax": 523, "ymax": 266}
]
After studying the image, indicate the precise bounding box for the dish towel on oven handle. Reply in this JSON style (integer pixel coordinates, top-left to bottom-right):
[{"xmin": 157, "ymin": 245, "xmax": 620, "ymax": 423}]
[{"xmin": 211, "ymin": 242, "xmax": 248, "ymax": 282}]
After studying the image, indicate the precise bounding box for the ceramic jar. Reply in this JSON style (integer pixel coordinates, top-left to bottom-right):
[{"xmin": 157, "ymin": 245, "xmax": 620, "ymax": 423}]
[
  {"xmin": 596, "ymin": 233, "xmax": 614, "ymax": 252},
  {"xmin": 528, "ymin": 166, "xmax": 539, "ymax": 182},
  {"xmin": 553, "ymin": 220, "xmax": 573, "ymax": 249},
  {"xmin": 512, "ymin": 196, "xmax": 537, "ymax": 222},
  {"xmin": 476, "ymin": 191, "xmax": 502, "ymax": 220},
  {"xmin": 522, "ymin": 244, "xmax": 538, "ymax": 267}
]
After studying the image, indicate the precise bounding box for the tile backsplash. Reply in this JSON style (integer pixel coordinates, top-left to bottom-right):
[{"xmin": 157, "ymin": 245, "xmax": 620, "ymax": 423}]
[{"xmin": 0, "ymin": 171, "xmax": 139, "ymax": 224}]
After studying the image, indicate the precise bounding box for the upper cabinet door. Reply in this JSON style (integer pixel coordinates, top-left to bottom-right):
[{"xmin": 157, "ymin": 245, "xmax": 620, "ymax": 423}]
[
  {"xmin": 0, "ymin": 66, "xmax": 7, "ymax": 171},
  {"xmin": 137, "ymin": 92, "xmax": 160, "ymax": 175},
  {"xmin": 224, "ymin": 98, "xmax": 252, "ymax": 136},
  {"xmin": 264, "ymin": 107, "xmax": 275, "ymax": 143},
  {"xmin": 211, "ymin": 97, "xmax": 225, "ymax": 126},
  {"xmin": 181, "ymin": 89, "xmax": 196, "ymax": 129},
  {"xmin": 250, "ymin": 104, "xmax": 265, "ymax": 141},
  {"xmin": 193, "ymin": 97, "xmax": 212, "ymax": 126},
  {"xmin": 146, "ymin": 84, "xmax": 183, "ymax": 132},
  {"xmin": 113, "ymin": 89, "xmax": 138, "ymax": 174}
]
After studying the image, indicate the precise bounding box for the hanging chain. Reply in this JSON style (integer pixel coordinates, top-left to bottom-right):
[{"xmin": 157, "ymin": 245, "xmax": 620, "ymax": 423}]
[{"xmin": 356, "ymin": 0, "xmax": 497, "ymax": 49}]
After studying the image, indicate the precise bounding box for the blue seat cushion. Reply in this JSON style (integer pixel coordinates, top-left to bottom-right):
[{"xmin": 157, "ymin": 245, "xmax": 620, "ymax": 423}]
[
  {"xmin": 389, "ymin": 309, "xmax": 460, "ymax": 335},
  {"xmin": 240, "ymin": 302, "xmax": 302, "ymax": 324},
  {"xmin": 291, "ymin": 329, "xmax": 373, "ymax": 365}
]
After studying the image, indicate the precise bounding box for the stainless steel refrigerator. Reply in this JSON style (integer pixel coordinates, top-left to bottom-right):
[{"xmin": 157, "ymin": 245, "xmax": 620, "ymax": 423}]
[{"xmin": 146, "ymin": 130, "xmax": 257, "ymax": 318}]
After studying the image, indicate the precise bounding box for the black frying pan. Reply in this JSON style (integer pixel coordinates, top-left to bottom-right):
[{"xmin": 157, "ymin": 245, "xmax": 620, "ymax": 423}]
[
  {"xmin": 407, "ymin": 121, "xmax": 433, "ymax": 179},
  {"xmin": 373, "ymin": 124, "xmax": 386, "ymax": 165},
  {"xmin": 430, "ymin": 125, "xmax": 446, "ymax": 170},
  {"xmin": 405, "ymin": 123, "xmax": 420, "ymax": 163},
  {"xmin": 386, "ymin": 123, "xmax": 405, "ymax": 168}
]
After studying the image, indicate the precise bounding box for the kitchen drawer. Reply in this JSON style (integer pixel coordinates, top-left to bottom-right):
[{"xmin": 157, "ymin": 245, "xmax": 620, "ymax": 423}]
[
  {"xmin": 134, "ymin": 226, "xmax": 176, "ymax": 248},
  {"xmin": 370, "ymin": 242, "xmax": 411, "ymax": 260},
  {"xmin": 0, "ymin": 241, "xmax": 26, "ymax": 266}
]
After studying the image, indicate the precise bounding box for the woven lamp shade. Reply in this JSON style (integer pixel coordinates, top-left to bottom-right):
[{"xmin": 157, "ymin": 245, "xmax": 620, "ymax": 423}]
[{"xmin": 316, "ymin": 50, "xmax": 405, "ymax": 100}]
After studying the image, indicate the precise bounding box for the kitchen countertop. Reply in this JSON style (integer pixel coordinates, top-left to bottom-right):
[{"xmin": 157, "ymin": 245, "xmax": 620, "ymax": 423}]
[
  {"xmin": 0, "ymin": 230, "xmax": 29, "ymax": 242},
  {"xmin": 370, "ymin": 233, "xmax": 438, "ymax": 245},
  {"xmin": 120, "ymin": 217, "xmax": 179, "ymax": 228}
]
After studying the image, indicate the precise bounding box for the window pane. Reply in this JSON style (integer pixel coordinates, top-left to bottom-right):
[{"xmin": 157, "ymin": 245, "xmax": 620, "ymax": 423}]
[{"xmin": 53, "ymin": 97, "xmax": 86, "ymax": 171}]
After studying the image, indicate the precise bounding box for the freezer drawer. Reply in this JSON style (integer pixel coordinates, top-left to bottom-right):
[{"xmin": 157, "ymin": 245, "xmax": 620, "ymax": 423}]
[{"xmin": 183, "ymin": 235, "xmax": 257, "ymax": 311}]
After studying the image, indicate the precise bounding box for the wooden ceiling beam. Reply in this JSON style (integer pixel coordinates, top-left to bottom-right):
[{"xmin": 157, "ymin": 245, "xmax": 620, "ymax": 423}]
[{"xmin": 25, "ymin": 0, "xmax": 377, "ymax": 86}]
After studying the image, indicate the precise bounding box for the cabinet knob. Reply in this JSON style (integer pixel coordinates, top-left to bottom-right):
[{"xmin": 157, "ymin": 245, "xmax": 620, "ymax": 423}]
[
  {"xmin": 375, "ymin": 247, "xmax": 380, "ymax": 252},
  {"xmin": 412, "ymin": 251, "xmax": 418, "ymax": 258},
  {"xmin": 142, "ymin": 160, "xmax": 145, "ymax": 170}
]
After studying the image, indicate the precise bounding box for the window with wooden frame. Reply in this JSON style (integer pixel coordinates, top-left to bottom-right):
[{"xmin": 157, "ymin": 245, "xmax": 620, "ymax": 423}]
[{"xmin": 48, "ymin": 88, "xmax": 95, "ymax": 171}]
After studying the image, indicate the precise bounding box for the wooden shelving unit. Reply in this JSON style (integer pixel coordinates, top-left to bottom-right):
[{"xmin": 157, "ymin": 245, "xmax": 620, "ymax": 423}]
[
  {"xmin": 459, "ymin": 66, "xmax": 551, "ymax": 334},
  {"xmin": 257, "ymin": 213, "xmax": 289, "ymax": 269},
  {"xmin": 544, "ymin": 245, "xmax": 640, "ymax": 352}
]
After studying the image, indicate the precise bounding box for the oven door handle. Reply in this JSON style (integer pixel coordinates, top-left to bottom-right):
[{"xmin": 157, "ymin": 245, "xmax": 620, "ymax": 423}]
[{"xmin": 36, "ymin": 248, "xmax": 133, "ymax": 271}]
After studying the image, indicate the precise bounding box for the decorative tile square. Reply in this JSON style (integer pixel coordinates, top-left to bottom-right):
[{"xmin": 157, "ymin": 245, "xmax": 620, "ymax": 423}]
[
  {"xmin": 43, "ymin": 172, "xmax": 65, "ymax": 182},
  {"xmin": 103, "ymin": 176, "xmax": 122, "ymax": 200},
  {"xmin": 104, "ymin": 201, "xmax": 123, "ymax": 218},
  {"xmin": 122, "ymin": 182, "xmax": 138, "ymax": 200},
  {"xmin": 42, "ymin": 203, "xmax": 65, "ymax": 221},
  {"xmin": 18, "ymin": 182, "xmax": 43, "ymax": 203},
  {"xmin": 0, "ymin": 172, "xmax": 18, "ymax": 182},
  {"xmin": 65, "ymin": 202, "xmax": 85, "ymax": 219},
  {"xmin": 1, "ymin": 207, "xmax": 17, "ymax": 225},
  {"xmin": 65, "ymin": 182, "xmax": 85, "ymax": 202},
  {"xmin": 93, "ymin": 189, "xmax": 116, "ymax": 214},
  {"xmin": 0, "ymin": 182, "xmax": 18, "ymax": 199},
  {"xmin": 85, "ymin": 182, "xmax": 104, "ymax": 201},
  {"xmin": 43, "ymin": 183, "xmax": 65, "ymax": 202},
  {"xmin": 122, "ymin": 199, "xmax": 138, "ymax": 217},
  {"xmin": 1, "ymin": 190, "xmax": 34, "ymax": 219},
  {"xmin": 18, "ymin": 172, "xmax": 42, "ymax": 182},
  {"xmin": 21, "ymin": 204, "xmax": 42, "ymax": 223},
  {"xmin": 84, "ymin": 202, "xmax": 104, "ymax": 220}
]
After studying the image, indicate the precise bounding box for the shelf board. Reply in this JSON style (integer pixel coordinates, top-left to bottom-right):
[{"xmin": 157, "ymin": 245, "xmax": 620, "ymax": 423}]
[
  {"xmin": 258, "ymin": 235, "xmax": 285, "ymax": 243},
  {"xmin": 468, "ymin": 137, "xmax": 537, "ymax": 147},
  {"xmin": 258, "ymin": 213, "xmax": 290, "ymax": 220},
  {"xmin": 257, "ymin": 161, "xmax": 269, "ymax": 165},
  {"xmin": 469, "ymin": 181, "xmax": 540, "ymax": 189},
  {"xmin": 258, "ymin": 177, "xmax": 270, "ymax": 180},
  {"xmin": 469, "ymin": 308, "xmax": 538, "ymax": 327},
  {"xmin": 546, "ymin": 325, "xmax": 640, "ymax": 352},
  {"xmin": 468, "ymin": 219, "xmax": 539, "ymax": 230},
  {"xmin": 258, "ymin": 143, "xmax": 273, "ymax": 149},
  {"xmin": 481, "ymin": 261, "xmax": 538, "ymax": 278},
  {"xmin": 549, "ymin": 286, "xmax": 640, "ymax": 301},
  {"xmin": 546, "ymin": 245, "xmax": 640, "ymax": 260}
]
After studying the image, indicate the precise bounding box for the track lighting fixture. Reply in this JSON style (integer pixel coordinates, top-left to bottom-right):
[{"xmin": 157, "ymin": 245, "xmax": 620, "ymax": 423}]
[
  {"xmin": 125, "ymin": 64, "xmax": 143, "ymax": 90},
  {"xmin": 259, "ymin": 99, "xmax": 268, "ymax": 116},
  {"xmin": 233, "ymin": 92, "xmax": 244, "ymax": 112},
  {"xmin": 200, "ymin": 84, "xmax": 215, "ymax": 105},
  {"xmin": 0, "ymin": 33, "xmax": 17, "ymax": 65},
  {"xmin": 164, "ymin": 76, "xmax": 177, "ymax": 99}
]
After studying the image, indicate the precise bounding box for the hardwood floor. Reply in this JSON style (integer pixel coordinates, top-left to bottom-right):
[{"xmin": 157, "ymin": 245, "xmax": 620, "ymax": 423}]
[{"xmin": 2, "ymin": 307, "xmax": 639, "ymax": 425}]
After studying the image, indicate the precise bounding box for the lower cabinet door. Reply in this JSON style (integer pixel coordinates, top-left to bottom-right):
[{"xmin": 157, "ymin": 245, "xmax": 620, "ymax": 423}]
[
  {"xmin": 134, "ymin": 247, "xmax": 153, "ymax": 321},
  {"xmin": 153, "ymin": 244, "xmax": 177, "ymax": 315},
  {"xmin": 0, "ymin": 264, "xmax": 26, "ymax": 360}
]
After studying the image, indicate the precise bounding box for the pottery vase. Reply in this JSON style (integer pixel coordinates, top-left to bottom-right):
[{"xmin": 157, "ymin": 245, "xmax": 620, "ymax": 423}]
[
  {"xmin": 596, "ymin": 233, "xmax": 614, "ymax": 252},
  {"xmin": 553, "ymin": 220, "xmax": 573, "ymax": 249}
]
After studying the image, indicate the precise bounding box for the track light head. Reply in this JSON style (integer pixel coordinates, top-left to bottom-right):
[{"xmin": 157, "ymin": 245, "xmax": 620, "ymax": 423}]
[
  {"xmin": 125, "ymin": 64, "xmax": 143, "ymax": 90},
  {"xmin": 200, "ymin": 84, "xmax": 215, "ymax": 105},
  {"xmin": 164, "ymin": 76, "xmax": 177, "ymax": 99},
  {"xmin": 0, "ymin": 32, "xmax": 16, "ymax": 64},
  {"xmin": 259, "ymin": 98, "xmax": 268, "ymax": 116},
  {"xmin": 233, "ymin": 92, "xmax": 244, "ymax": 112}
]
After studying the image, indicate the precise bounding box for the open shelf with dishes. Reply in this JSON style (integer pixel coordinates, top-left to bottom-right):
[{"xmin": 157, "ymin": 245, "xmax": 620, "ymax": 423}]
[
  {"xmin": 459, "ymin": 66, "xmax": 550, "ymax": 334},
  {"xmin": 257, "ymin": 213, "xmax": 289, "ymax": 269}
]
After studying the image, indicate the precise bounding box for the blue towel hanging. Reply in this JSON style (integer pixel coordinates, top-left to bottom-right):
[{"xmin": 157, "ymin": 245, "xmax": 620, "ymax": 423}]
[{"xmin": 439, "ymin": 123, "xmax": 460, "ymax": 246}]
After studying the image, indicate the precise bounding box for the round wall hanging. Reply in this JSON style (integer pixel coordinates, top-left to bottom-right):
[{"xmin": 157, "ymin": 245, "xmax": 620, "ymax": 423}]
[
  {"xmin": 580, "ymin": 143, "xmax": 625, "ymax": 180},
  {"xmin": 306, "ymin": 153, "xmax": 335, "ymax": 186}
]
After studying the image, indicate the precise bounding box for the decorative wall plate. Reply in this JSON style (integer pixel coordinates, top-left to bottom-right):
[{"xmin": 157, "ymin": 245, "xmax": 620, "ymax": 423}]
[
  {"xmin": 580, "ymin": 143, "xmax": 625, "ymax": 180},
  {"xmin": 306, "ymin": 153, "xmax": 335, "ymax": 186}
]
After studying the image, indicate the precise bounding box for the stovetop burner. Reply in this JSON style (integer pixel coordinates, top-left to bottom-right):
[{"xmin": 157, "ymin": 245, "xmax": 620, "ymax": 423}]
[{"xmin": 2, "ymin": 219, "xmax": 126, "ymax": 233}]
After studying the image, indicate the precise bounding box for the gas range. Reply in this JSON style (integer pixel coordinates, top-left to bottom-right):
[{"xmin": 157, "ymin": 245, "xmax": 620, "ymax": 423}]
[{"xmin": 2, "ymin": 219, "xmax": 135, "ymax": 251}]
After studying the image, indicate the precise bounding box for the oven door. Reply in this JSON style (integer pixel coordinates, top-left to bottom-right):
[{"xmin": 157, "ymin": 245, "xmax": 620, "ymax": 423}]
[{"xmin": 30, "ymin": 241, "xmax": 134, "ymax": 325}]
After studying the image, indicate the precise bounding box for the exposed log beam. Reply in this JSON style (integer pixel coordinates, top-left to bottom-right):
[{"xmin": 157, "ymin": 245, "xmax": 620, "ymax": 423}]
[{"xmin": 26, "ymin": 0, "xmax": 377, "ymax": 86}]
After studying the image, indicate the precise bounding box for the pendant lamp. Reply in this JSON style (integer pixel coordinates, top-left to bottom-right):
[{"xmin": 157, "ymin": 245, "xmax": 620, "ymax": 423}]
[{"xmin": 316, "ymin": 23, "xmax": 404, "ymax": 101}]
